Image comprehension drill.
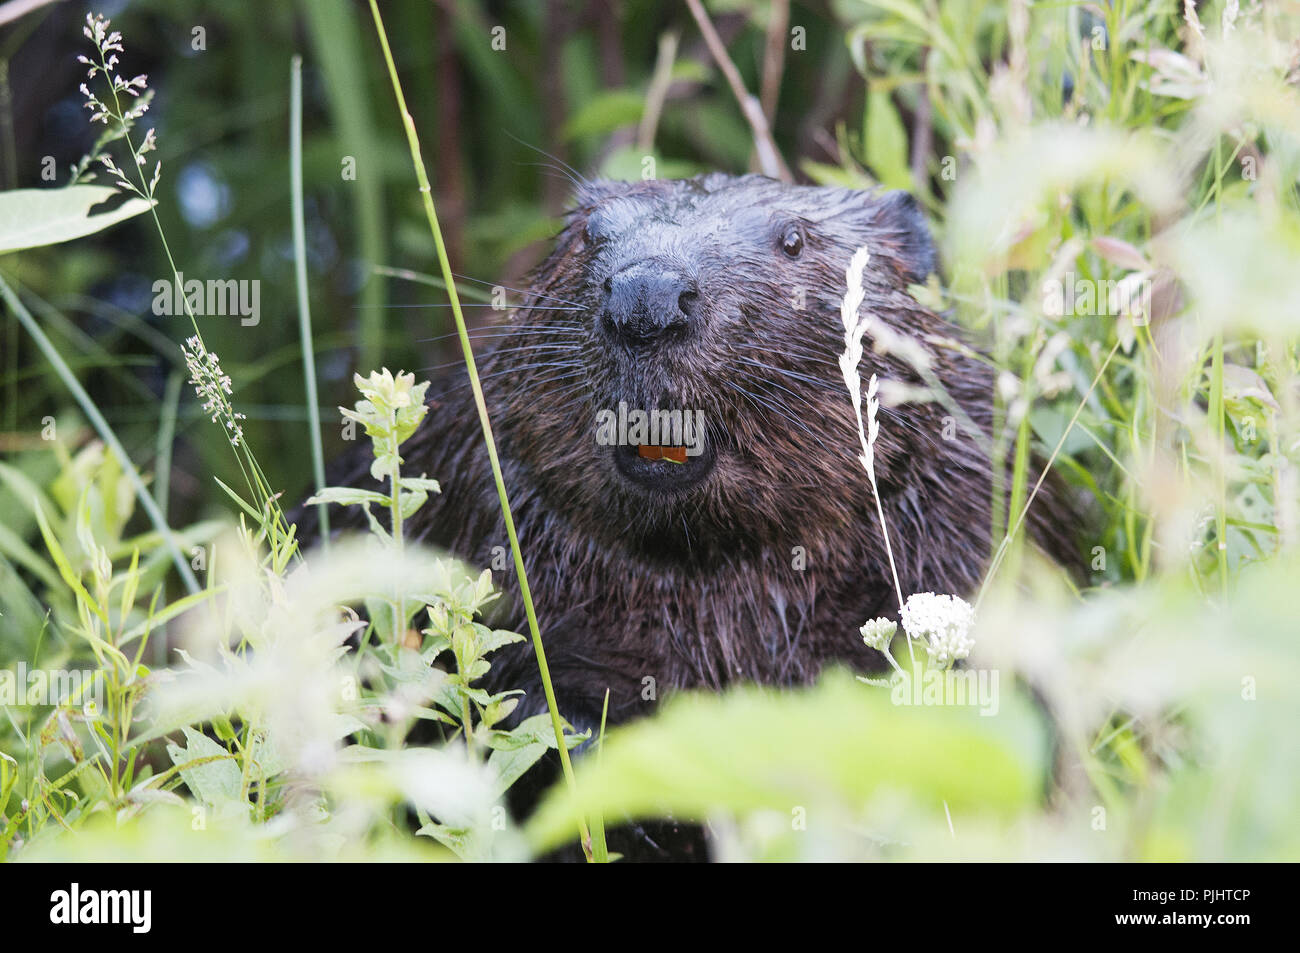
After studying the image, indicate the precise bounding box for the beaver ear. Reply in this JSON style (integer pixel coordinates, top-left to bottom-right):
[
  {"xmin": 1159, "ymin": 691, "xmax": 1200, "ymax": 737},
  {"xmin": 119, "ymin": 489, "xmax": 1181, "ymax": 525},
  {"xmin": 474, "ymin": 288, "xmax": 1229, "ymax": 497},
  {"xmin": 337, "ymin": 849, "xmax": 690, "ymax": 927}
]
[{"xmin": 869, "ymin": 190, "xmax": 936, "ymax": 285}]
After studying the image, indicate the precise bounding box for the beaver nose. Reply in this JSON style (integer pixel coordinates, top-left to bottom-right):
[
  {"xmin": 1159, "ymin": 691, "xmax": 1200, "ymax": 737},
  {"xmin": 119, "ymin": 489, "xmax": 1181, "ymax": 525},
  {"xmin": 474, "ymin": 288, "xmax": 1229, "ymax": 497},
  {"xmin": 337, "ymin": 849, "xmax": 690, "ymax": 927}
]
[{"xmin": 599, "ymin": 264, "xmax": 698, "ymax": 346}]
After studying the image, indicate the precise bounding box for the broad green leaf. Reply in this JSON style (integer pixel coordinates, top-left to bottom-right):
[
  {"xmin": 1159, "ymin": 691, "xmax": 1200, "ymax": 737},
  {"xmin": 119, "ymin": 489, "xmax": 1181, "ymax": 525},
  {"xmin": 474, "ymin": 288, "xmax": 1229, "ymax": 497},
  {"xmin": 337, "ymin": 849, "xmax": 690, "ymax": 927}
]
[
  {"xmin": 165, "ymin": 727, "xmax": 243, "ymax": 808},
  {"xmin": 486, "ymin": 714, "xmax": 563, "ymax": 797},
  {"xmin": 397, "ymin": 476, "xmax": 440, "ymax": 493},
  {"xmin": 306, "ymin": 486, "xmax": 392, "ymax": 508},
  {"xmin": 477, "ymin": 626, "xmax": 526, "ymax": 656},
  {"xmin": 527, "ymin": 671, "xmax": 1047, "ymax": 853},
  {"xmin": 864, "ymin": 89, "xmax": 912, "ymax": 191},
  {"xmin": 0, "ymin": 186, "xmax": 154, "ymax": 254},
  {"xmin": 397, "ymin": 488, "xmax": 427, "ymax": 519}
]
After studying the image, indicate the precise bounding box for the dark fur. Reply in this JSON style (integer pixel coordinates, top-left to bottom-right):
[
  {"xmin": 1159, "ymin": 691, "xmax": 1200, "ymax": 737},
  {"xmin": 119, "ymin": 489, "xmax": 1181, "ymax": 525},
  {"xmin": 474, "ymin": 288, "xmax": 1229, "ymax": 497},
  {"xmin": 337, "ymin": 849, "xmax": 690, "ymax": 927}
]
[{"xmin": 314, "ymin": 174, "xmax": 1079, "ymax": 855}]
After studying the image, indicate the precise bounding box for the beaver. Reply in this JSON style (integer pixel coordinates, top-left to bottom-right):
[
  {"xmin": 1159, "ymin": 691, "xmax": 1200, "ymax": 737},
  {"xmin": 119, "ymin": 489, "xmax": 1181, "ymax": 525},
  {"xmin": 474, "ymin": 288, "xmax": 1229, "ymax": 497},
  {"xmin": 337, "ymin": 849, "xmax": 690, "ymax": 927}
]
[{"xmin": 318, "ymin": 173, "xmax": 1078, "ymax": 857}]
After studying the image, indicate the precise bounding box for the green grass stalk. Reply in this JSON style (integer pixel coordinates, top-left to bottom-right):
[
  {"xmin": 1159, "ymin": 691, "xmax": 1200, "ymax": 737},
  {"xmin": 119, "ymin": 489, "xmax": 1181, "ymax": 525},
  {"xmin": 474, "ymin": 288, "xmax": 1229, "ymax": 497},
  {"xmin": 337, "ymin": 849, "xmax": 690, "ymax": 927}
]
[
  {"xmin": 0, "ymin": 274, "xmax": 200, "ymax": 594},
  {"xmin": 977, "ymin": 340, "xmax": 1121, "ymax": 610},
  {"xmin": 290, "ymin": 54, "xmax": 330, "ymax": 543},
  {"xmin": 366, "ymin": 0, "xmax": 592, "ymax": 859}
]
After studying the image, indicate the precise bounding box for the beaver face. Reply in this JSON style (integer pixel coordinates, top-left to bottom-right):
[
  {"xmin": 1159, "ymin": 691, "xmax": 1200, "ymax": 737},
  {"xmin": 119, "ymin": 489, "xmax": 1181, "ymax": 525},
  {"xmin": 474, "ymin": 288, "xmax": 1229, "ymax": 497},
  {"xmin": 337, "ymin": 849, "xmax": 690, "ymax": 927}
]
[{"xmin": 493, "ymin": 173, "xmax": 941, "ymax": 562}]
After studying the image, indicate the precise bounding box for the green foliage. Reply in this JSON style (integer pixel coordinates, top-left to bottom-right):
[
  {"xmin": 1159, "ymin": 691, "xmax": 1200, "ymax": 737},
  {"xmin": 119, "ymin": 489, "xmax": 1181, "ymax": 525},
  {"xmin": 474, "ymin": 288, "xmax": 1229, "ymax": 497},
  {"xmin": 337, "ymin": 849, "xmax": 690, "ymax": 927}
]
[
  {"xmin": 1, "ymin": 368, "xmax": 566, "ymax": 862},
  {"xmin": 528, "ymin": 670, "xmax": 1049, "ymax": 856},
  {"xmin": 0, "ymin": 187, "xmax": 153, "ymax": 254}
]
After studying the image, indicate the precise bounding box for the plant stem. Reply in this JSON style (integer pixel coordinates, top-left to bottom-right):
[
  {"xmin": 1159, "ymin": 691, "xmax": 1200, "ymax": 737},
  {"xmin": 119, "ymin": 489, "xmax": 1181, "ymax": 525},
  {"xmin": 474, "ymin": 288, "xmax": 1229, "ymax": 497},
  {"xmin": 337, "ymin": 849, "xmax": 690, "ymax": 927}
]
[
  {"xmin": 367, "ymin": 0, "xmax": 591, "ymax": 859},
  {"xmin": 0, "ymin": 274, "xmax": 199, "ymax": 594},
  {"xmin": 388, "ymin": 427, "xmax": 406, "ymax": 638},
  {"xmin": 1209, "ymin": 332, "xmax": 1229, "ymax": 595},
  {"xmin": 290, "ymin": 54, "xmax": 330, "ymax": 544},
  {"xmin": 99, "ymin": 43, "xmax": 287, "ymax": 542},
  {"xmin": 977, "ymin": 340, "xmax": 1121, "ymax": 611},
  {"xmin": 388, "ymin": 430, "xmax": 404, "ymax": 550}
]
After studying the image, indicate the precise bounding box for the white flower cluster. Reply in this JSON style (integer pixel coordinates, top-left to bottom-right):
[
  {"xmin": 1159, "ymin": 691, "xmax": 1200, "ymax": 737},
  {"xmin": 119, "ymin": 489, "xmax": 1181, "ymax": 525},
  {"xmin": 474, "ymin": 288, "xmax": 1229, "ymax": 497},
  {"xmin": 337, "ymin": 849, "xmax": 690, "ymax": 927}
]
[
  {"xmin": 899, "ymin": 592, "xmax": 976, "ymax": 667},
  {"xmin": 76, "ymin": 13, "xmax": 159, "ymax": 195},
  {"xmin": 859, "ymin": 616, "xmax": 897, "ymax": 652},
  {"xmin": 183, "ymin": 336, "xmax": 247, "ymax": 447}
]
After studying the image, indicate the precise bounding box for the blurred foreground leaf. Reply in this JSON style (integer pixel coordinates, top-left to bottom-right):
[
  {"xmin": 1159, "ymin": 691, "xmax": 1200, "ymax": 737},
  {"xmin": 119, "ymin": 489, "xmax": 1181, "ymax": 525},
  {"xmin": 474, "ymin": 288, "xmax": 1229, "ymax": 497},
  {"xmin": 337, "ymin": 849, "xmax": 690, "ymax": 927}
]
[{"xmin": 527, "ymin": 670, "xmax": 1049, "ymax": 854}]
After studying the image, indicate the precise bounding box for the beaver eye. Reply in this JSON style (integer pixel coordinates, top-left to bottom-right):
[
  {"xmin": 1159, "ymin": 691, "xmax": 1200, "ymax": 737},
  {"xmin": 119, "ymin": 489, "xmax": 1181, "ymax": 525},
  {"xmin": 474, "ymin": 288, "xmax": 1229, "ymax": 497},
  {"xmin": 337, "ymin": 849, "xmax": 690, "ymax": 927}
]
[{"xmin": 780, "ymin": 225, "xmax": 804, "ymax": 258}]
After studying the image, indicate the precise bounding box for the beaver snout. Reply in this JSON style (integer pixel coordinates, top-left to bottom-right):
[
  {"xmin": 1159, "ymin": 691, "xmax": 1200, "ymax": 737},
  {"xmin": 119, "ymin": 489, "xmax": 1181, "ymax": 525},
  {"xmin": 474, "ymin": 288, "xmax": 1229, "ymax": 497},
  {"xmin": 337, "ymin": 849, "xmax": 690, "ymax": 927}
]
[{"xmin": 598, "ymin": 261, "xmax": 699, "ymax": 347}]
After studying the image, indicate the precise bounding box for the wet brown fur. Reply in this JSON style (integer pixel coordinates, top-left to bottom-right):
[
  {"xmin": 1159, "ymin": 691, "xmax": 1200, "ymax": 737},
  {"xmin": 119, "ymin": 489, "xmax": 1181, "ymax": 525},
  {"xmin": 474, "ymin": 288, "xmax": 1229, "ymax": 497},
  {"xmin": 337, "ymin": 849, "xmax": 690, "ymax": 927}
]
[{"xmin": 337, "ymin": 174, "xmax": 1081, "ymax": 735}]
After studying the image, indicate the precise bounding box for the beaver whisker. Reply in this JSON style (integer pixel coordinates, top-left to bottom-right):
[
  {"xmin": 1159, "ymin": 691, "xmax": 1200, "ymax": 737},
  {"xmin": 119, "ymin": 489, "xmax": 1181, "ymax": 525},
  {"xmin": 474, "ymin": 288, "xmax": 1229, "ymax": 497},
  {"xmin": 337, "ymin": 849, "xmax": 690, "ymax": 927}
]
[
  {"xmin": 730, "ymin": 364, "xmax": 833, "ymax": 415},
  {"xmin": 720, "ymin": 378, "xmax": 822, "ymax": 443},
  {"xmin": 482, "ymin": 343, "xmax": 585, "ymax": 360},
  {"xmin": 415, "ymin": 326, "xmax": 583, "ymax": 345},
  {"xmin": 451, "ymin": 270, "xmax": 585, "ymax": 308},
  {"xmin": 733, "ymin": 355, "xmax": 928, "ymax": 440},
  {"xmin": 730, "ymin": 365, "xmax": 863, "ymax": 448},
  {"xmin": 528, "ymin": 164, "xmax": 589, "ymax": 191},
  {"xmin": 493, "ymin": 369, "xmax": 585, "ymax": 390},
  {"xmin": 548, "ymin": 396, "xmax": 596, "ymax": 420},
  {"xmin": 734, "ymin": 342, "xmax": 840, "ymax": 372},
  {"xmin": 354, "ymin": 302, "xmax": 583, "ymax": 312},
  {"xmin": 480, "ymin": 359, "xmax": 584, "ymax": 379},
  {"xmin": 733, "ymin": 356, "xmax": 843, "ymax": 391},
  {"xmin": 422, "ymin": 344, "xmax": 584, "ymax": 373},
  {"xmin": 441, "ymin": 363, "xmax": 585, "ymax": 396},
  {"xmin": 501, "ymin": 130, "xmax": 592, "ymax": 189},
  {"xmin": 731, "ymin": 359, "xmax": 846, "ymax": 405}
]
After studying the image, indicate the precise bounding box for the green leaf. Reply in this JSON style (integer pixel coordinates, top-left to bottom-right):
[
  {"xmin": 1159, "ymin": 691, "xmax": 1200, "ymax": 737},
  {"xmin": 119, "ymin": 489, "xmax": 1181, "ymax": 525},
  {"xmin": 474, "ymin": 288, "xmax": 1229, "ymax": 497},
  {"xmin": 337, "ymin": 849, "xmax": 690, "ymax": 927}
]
[
  {"xmin": 119, "ymin": 584, "xmax": 221, "ymax": 646},
  {"xmin": 864, "ymin": 89, "xmax": 912, "ymax": 191},
  {"xmin": 0, "ymin": 751, "xmax": 17, "ymax": 817},
  {"xmin": 486, "ymin": 714, "xmax": 570, "ymax": 797},
  {"xmin": 397, "ymin": 476, "xmax": 441, "ymax": 493},
  {"xmin": 527, "ymin": 671, "xmax": 1047, "ymax": 853},
  {"xmin": 0, "ymin": 519, "xmax": 59, "ymax": 590},
  {"xmin": 397, "ymin": 488, "xmax": 427, "ymax": 519},
  {"xmin": 33, "ymin": 499, "xmax": 107, "ymax": 625},
  {"xmin": 212, "ymin": 476, "xmax": 263, "ymax": 522},
  {"xmin": 476, "ymin": 627, "xmax": 526, "ymax": 656},
  {"xmin": 0, "ymin": 186, "xmax": 154, "ymax": 254},
  {"xmin": 306, "ymin": 486, "xmax": 392, "ymax": 508},
  {"xmin": 165, "ymin": 727, "xmax": 244, "ymax": 809},
  {"xmin": 560, "ymin": 89, "xmax": 645, "ymax": 141}
]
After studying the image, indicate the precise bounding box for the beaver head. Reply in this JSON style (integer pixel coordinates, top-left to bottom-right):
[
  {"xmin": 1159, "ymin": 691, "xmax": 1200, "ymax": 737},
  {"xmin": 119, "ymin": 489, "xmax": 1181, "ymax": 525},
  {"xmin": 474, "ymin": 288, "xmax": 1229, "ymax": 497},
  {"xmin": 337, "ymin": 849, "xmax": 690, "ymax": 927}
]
[{"xmin": 481, "ymin": 173, "xmax": 986, "ymax": 570}]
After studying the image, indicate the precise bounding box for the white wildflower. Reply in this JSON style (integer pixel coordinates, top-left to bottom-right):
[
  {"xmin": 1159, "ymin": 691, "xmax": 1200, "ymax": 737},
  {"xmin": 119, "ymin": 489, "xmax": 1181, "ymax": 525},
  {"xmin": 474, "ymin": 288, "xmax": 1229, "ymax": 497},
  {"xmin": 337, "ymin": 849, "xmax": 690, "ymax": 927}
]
[
  {"xmin": 900, "ymin": 592, "xmax": 976, "ymax": 668},
  {"xmin": 183, "ymin": 335, "xmax": 247, "ymax": 447},
  {"xmin": 72, "ymin": 12, "xmax": 160, "ymax": 192},
  {"xmin": 859, "ymin": 617, "xmax": 897, "ymax": 652}
]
